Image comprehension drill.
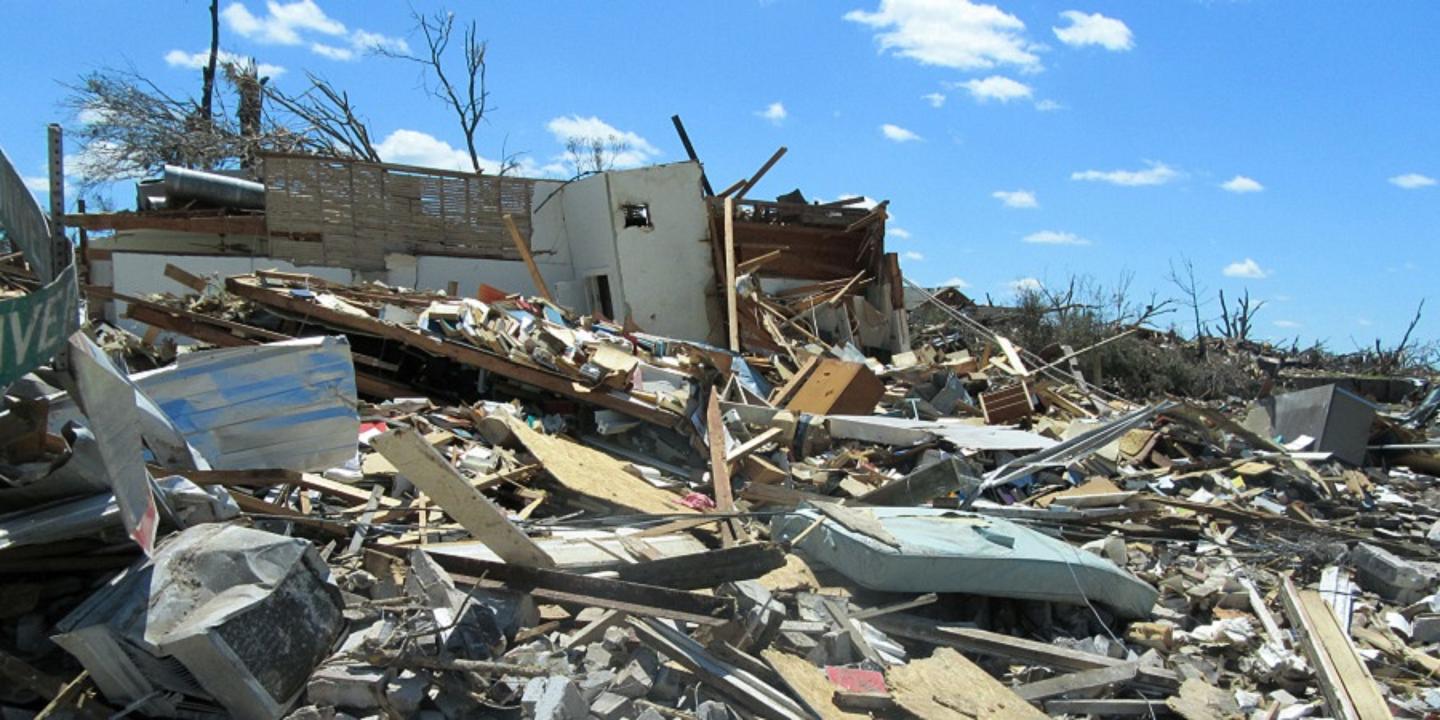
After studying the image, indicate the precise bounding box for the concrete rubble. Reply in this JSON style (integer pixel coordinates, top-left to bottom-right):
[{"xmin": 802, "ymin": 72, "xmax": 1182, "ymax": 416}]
[{"xmin": 4, "ymin": 139, "xmax": 1440, "ymax": 720}]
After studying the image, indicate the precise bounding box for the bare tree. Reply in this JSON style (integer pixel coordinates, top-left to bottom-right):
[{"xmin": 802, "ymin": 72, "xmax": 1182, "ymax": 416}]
[
  {"xmin": 65, "ymin": 67, "xmax": 237, "ymax": 186},
  {"xmin": 66, "ymin": 61, "xmax": 375, "ymax": 187},
  {"xmin": 1217, "ymin": 288, "xmax": 1265, "ymax": 341},
  {"xmin": 379, "ymin": 10, "xmax": 491, "ymax": 173},
  {"xmin": 264, "ymin": 72, "xmax": 381, "ymax": 162},
  {"xmin": 1167, "ymin": 256, "xmax": 1209, "ymax": 356},
  {"xmin": 563, "ymin": 135, "xmax": 632, "ymax": 178},
  {"xmin": 1375, "ymin": 299, "xmax": 1426, "ymax": 372}
]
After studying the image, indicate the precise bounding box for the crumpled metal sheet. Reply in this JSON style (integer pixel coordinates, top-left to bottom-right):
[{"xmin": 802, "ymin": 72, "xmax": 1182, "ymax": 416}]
[
  {"xmin": 131, "ymin": 336, "xmax": 360, "ymax": 472},
  {"xmin": 53, "ymin": 523, "xmax": 344, "ymax": 719}
]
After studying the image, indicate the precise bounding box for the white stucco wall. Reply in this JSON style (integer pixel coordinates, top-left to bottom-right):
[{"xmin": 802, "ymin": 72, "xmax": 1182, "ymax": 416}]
[
  {"xmin": 410, "ymin": 256, "xmax": 573, "ymax": 299},
  {"xmin": 558, "ymin": 173, "xmax": 624, "ymax": 318},
  {"xmin": 605, "ymin": 162, "xmax": 717, "ymax": 341}
]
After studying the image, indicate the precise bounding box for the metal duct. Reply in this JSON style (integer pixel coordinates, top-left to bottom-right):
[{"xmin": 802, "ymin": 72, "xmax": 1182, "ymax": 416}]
[{"xmin": 162, "ymin": 165, "xmax": 265, "ymax": 209}]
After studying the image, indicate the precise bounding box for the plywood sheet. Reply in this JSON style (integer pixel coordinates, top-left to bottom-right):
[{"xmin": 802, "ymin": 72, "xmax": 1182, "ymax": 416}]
[
  {"xmin": 507, "ymin": 419, "xmax": 694, "ymax": 516},
  {"xmin": 762, "ymin": 650, "xmax": 868, "ymax": 720},
  {"xmin": 887, "ymin": 648, "xmax": 1047, "ymax": 720}
]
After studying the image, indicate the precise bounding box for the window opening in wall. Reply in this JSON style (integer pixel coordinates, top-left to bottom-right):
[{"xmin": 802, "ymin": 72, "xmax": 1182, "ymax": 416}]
[{"xmin": 622, "ymin": 203, "xmax": 651, "ymax": 228}]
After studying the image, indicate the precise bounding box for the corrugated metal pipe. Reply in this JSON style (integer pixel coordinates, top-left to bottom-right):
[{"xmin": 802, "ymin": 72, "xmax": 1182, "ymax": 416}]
[{"xmin": 162, "ymin": 165, "xmax": 266, "ymax": 210}]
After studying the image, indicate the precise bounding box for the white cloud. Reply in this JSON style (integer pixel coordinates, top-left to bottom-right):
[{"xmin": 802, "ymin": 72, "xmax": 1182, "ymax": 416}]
[
  {"xmin": 376, "ymin": 129, "xmax": 470, "ymax": 171},
  {"xmin": 374, "ymin": 128, "xmax": 536, "ymax": 175},
  {"xmin": 165, "ymin": 48, "xmax": 286, "ymax": 77},
  {"xmin": 1022, "ymin": 230, "xmax": 1089, "ymax": 245},
  {"xmin": 844, "ymin": 0, "xmax": 1040, "ymax": 72},
  {"xmin": 1008, "ymin": 277, "xmax": 1042, "ymax": 292},
  {"xmin": 922, "ymin": 92, "xmax": 946, "ymax": 108},
  {"xmin": 1052, "ymin": 10, "xmax": 1133, "ymax": 51},
  {"xmin": 222, "ymin": 1, "xmax": 407, "ymax": 59},
  {"xmin": 889, "ymin": 227, "xmax": 912, "ymax": 239},
  {"xmin": 545, "ymin": 116, "xmax": 661, "ymax": 169},
  {"xmin": 309, "ymin": 43, "xmax": 354, "ymax": 61},
  {"xmin": 756, "ymin": 102, "xmax": 788, "ymax": 125},
  {"xmin": 1221, "ymin": 175, "xmax": 1263, "ymax": 193},
  {"xmin": 1272, "ymin": 319, "xmax": 1301, "ymax": 329},
  {"xmin": 1357, "ymin": 318, "xmax": 1373, "ymax": 327},
  {"xmin": 992, "ymin": 189, "xmax": 1038, "ymax": 208},
  {"xmin": 222, "ymin": 0, "xmax": 345, "ymax": 45},
  {"xmin": 76, "ymin": 104, "xmax": 109, "ymax": 125},
  {"xmin": 69, "ymin": 141, "xmax": 131, "ymax": 178},
  {"xmin": 22, "ymin": 175, "xmax": 49, "ymax": 193},
  {"xmin": 941, "ymin": 276, "xmax": 971, "ymax": 289},
  {"xmin": 350, "ymin": 29, "xmax": 409, "ymax": 55},
  {"xmin": 1071, "ymin": 161, "xmax": 1178, "ymax": 186},
  {"xmin": 1222, "ymin": 257, "xmax": 1269, "ymax": 279},
  {"xmin": 1034, "ymin": 99, "xmax": 1064, "ymax": 112},
  {"xmin": 1389, "ymin": 173, "xmax": 1436, "ymax": 189},
  {"xmin": 902, "ymin": 250, "xmax": 925, "ymax": 261},
  {"xmin": 956, "ymin": 75, "xmax": 1032, "ymax": 103},
  {"xmin": 881, "ymin": 123, "xmax": 922, "ymax": 142}
]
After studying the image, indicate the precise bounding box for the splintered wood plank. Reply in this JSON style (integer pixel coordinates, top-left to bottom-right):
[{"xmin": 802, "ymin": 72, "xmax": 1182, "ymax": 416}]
[
  {"xmin": 725, "ymin": 427, "xmax": 784, "ymax": 466},
  {"xmin": 503, "ymin": 213, "xmax": 552, "ymax": 301},
  {"xmin": 1280, "ymin": 578, "xmax": 1391, "ymax": 720},
  {"xmin": 995, "ymin": 335, "xmax": 1029, "ymax": 376},
  {"xmin": 724, "ymin": 196, "xmax": 740, "ymax": 351},
  {"xmin": 163, "ymin": 263, "xmax": 208, "ymax": 293},
  {"xmin": 372, "ymin": 428, "xmax": 555, "ymax": 569},
  {"xmin": 706, "ymin": 391, "xmax": 747, "ymax": 547},
  {"xmin": 506, "ymin": 419, "xmax": 694, "ymax": 516},
  {"xmin": 1014, "ymin": 662, "xmax": 1139, "ymax": 701},
  {"xmin": 887, "ymin": 647, "xmax": 1047, "ymax": 720}
]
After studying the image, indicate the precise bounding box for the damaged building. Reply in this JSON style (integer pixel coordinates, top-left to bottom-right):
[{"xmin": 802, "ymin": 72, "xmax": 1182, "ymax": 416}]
[
  {"xmin": 5, "ymin": 117, "xmax": 1440, "ymax": 720},
  {"xmin": 71, "ymin": 151, "xmax": 904, "ymax": 354}
]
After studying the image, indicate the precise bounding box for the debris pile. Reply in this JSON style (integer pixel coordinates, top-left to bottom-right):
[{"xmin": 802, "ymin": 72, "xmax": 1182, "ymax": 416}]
[{"xmin": 5, "ymin": 150, "xmax": 1440, "ymax": 719}]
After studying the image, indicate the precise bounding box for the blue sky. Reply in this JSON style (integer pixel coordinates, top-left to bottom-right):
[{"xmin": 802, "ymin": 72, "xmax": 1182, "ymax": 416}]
[{"xmin": 2, "ymin": 1, "xmax": 1436, "ymax": 349}]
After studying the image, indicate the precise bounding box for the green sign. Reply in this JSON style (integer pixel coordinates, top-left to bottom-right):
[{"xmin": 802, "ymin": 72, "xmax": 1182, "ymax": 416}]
[
  {"xmin": 0, "ymin": 147, "xmax": 79, "ymax": 387},
  {"xmin": 0, "ymin": 263, "xmax": 79, "ymax": 387}
]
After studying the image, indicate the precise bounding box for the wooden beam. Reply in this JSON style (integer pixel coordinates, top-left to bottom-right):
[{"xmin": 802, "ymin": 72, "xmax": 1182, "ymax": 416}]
[
  {"xmin": 614, "ymin": 543, "xmax": 786, "ymax": 590},
  {"xmin": 849, "ymin": 593, "xmax": 938, "ymax": 622},
  {"xmin": 725, "ymin": 427, "xmax": 784, "ymax": 466},
  {"xmin": 870, "ymin": 614, "xmax": 1180, "ymax": 695},
  {"xmin": 817, "ymin": 196, "xmax": 870, "ymax": 207},
  {"xmin": 735, "ymin": 248, "xmax": 783, "ymax": 276},
  {"xmin": 372, "ymin": 427, "xmax": 555, "ymax": 569},
  {"xmin": 503, "ymin": 213, "xmax": 553, "ymax": 302},
  {"xmin": 1014, "ymin": 662, "xmax": 1140, "ymax": 702},
  {"xmin": 163, "ymin": 263, "xmax": 209, "ymax": 293},
  {"xmin": 843, "ymin": 201, "xmax": 889, "ymax": 233},
  {"xmin": 670, "ymin": 114, "xmax": 714, "ymax": 196},
  {"xmin": 1043, "ymin": 699, "xmax": 1170, "ymax": 716},
  {"xmin": 706, "ymin": 390, "xmax": 744, "ymax": 547},
  {"xmin": 415, "ymin": 551, "xmax": 736, "ymax": 627},
  {"xmin": 230, "ymin": 492, "xmax": 349, "ymax": 538},
  {"xmin": 224, "ymin": 275, "xmax": 681, "ymax": 429},
  {"xmin": 723, "ymin": 196, "xmax": 740, "ymax": 352},
  {"xmin": 734, "ymin": 147, "xmax": 788, "ymax": 201},
  {"xmin": 1279, "ymin": 577, "xmax": 1391, "ymax": 720},
  {"xmin": 716, "ymin": 178, "xmax": 747, "ymax": 198}
]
